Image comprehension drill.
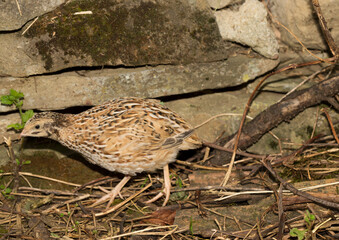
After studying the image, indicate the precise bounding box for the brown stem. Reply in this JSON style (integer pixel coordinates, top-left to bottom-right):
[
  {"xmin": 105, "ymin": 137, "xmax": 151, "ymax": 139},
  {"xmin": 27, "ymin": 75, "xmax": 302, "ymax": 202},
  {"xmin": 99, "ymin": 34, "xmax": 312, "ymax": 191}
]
[
  {"xmin": 222, "ymin": 74, "xmax": 339, "ymax": 151},
  {"xmin": 321, "ymin": 108, "xmax": 339, "ymax": 144},
  {"xmin": 262, "ymin": 158, "xmax": 339, "ymax": 210},
  {"xmin": 312, "ymin": 0, "xmax": 339, "ymax": 58}
]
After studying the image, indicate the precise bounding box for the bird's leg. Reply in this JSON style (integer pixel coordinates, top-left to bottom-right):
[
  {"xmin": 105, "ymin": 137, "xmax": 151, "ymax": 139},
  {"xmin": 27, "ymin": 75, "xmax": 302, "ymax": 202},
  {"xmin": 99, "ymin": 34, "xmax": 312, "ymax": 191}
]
[
  {"xmin": 90, "ymin": 175, "xmax": 131, "ymax": 209},
  {"xmin": 145, "ymin": 164, "xmax": 171, "ymax": 206},
  {"xmin": 162, "ymin": 164, "xmax": 171, "ymax": 206}
]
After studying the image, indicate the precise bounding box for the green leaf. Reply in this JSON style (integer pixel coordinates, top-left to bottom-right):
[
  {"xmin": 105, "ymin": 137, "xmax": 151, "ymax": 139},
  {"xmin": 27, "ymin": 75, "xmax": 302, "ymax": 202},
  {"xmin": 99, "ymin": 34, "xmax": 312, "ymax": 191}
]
[
  {"xmin": 23, "ymin": 160, "xmax": 31, "ymax": 165},
  {"xmin": 22, "ymin": 110, "xmax": 34, "ymax": 124},
  {"xmin": 290, "ymin": 228, "xmax": 298, "ymax": 236},
  {"xmin": 7, "ymin": 123, "xmax": 24, "ymax": 130},
  {"xmin": 175, "ymin": 176, "xmax": 183, "ymax": 188},
  {"xmin": 50, "ymin": 233, "xmax": 60, "ymax": 238},
  {"xmin": 290, "ymin": 228, "xmax": 306, "ymax": 240},
  {"xmin": 309, "ymin": 214, "xmax": 315, "ymax": 221},
  {"xmin": 1, "ymin": 95, "xmax": 14, "ymax": 105},
  {"xmin": 4, "ymin": 187, "xmax": 12, "ymax": 194},
  {"xmin": 10, "ymin": 89, "xmax": 24, "ymax": 99},
  {"xmin": 8, "ymin": 95, "xmax": 16, "ymax": 101},
  {"xmin": 0, "ymin": 185, "xmax": 5, "ymax": 190},
  {"xmin": 10, "ymin": 89, "xmax": 18, "ymax": 97},
  {"xmin": 189, "ymin": 216, "xmax": 194, "ymax": 235},
  {"xmin": 140, "ymin": 178, "xmax": 148, "ymax": 188},
  {"xmin": 16, "ymin": 159, "xmax": 20, "ymax": 165},
  {"xmin": 1, "ymin": 99, "xmax": 13, "ymax": 105},
  {"xmin": 59, "ymin": 213, "xmax": 64, "ymax": 217},
  {"xmin": 304, "ymin": 210, "xmax": 315, "ymax": 225},
  {"xmin": 16, "ymin": 100, "xmax": 23, "ymax": 108}
]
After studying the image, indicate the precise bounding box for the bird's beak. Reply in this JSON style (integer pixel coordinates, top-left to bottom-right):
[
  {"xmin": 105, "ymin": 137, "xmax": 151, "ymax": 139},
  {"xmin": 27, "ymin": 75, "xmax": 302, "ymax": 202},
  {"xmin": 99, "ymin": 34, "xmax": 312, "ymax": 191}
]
[{"xmin": 20, "ymin": 131, "xmax": 27, "ymax": 138}]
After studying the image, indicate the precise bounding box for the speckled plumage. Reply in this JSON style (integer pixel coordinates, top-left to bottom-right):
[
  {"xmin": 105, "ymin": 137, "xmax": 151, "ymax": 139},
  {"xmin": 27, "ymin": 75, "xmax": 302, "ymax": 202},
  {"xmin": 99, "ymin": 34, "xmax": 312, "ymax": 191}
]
[{"xmin": 21, "ymin": 97, "xmax": 201, "ymax": 175}]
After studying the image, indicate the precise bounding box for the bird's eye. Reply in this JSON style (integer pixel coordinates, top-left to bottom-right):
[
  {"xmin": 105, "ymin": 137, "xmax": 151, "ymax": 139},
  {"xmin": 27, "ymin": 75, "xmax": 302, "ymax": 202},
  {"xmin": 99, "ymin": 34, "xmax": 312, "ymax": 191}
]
[{"xmin": 35, "ymin": 125, "xmax": 40, "ymax": 129}]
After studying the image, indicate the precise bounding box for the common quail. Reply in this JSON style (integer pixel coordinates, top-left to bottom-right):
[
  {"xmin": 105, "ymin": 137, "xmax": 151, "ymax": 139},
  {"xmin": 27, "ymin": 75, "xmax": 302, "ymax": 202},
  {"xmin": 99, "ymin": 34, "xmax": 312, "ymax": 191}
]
[{"xmin": 21, "ymin": 97, "xmax": 201, "ymax": 211}]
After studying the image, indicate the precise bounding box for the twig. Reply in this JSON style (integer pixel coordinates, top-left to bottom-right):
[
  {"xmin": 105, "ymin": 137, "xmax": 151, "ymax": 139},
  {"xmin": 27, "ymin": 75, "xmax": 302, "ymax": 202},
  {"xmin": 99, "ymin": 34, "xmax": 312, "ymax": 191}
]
[
  {"xmin": 312, "ymin": 217, "xmax": 332, "ymax": 234},
  {"xmin": 256, "ymin": 217, "xmax": 264, "ymax": 240},
  {"xmin": 22, "ymin": 17, "xmax": 39, "ymax": 35},
  {"xmin": 12, "ymin": 172, "xmax": 84, "ymax": 188},
  {"xmin": 298, "ymin": 181, "xmax": 339, "ymax": 192},
  {"xmin": 203, "ymin": 141, "xmax": 267, "ymax": 159},
  {"xmin": 325, "ymin": 97, "xmax": 339, "ymax": 111},
  {"xmin": 18, "ymin": 186, "xmax": 90, "ymax": 197},
  {"xmin": 262, "ymin": 158, "xmax": 339, "ymax": 210},
  {"xmin": 312, "ymin": 0, "xmax": 339, "ymax": 58},
  {"xmin": 193, "ymin": 113, "xmax": 251, "ymax": 130},
  {"xmin": 214, "ymin": 189, "xmax": 282, "ymax": 201},
  {"xmin": 42, "ymin": 194, "xmax": 91, "ymax": 214},
  {"xmin": 73, "ymin": 11, "xmax": 93, "ymax": 15},
  {"xmin": 220, "ymin": 64, "xmax": 335, "ymax": 186},
  {"xmin": 223, "ymin": 75, "xmax": 339, "ymax": 152},
  {"xmin": 100, "ymin": 225, "xmax": 180, "ymax": 240},
  {"xmin": 277, "ymin": 184, "xmax": 284, "ymax": 240},
  {"xmin": 73, "ymin": 176, "xmax": 113, "ymax": 192},
  {"xmin": 176, "ymin": 159, "xmax": 228, "ymax": 171},
  {"xmin": 277, "ymin": 67, "xmax": 330, "ymax": 103},
  {"xmin": 15, "ymin": 0, "xmax": 22, "ymax": 16},
  {"xmin": 300, "ymin": 148, "xmax": 339, "ymax": 159},
  {"xmin": 159, "ymin": 225, "xmax": 178, "ymax": 240},
  {"xmin": 95, "ymin": 181, "xmax": 152, "ymax": 217},
  {"xmin": 311, "ymin": 107, "xmax": 320, "ymax": 139},
  {"xmin": 266, "ymin": 1, "xmax": 333, "ymax": 63},
  {"xmin": 321, "ymin": 108, "xmax": 339, "ymax": 144},
  {"xmin": 272, "ymin": 135, "xmax": 323, "ymax": 166},
  {"xmin": 3, "ymin": 137, "xmax": 20, "ymax": 192},
  {"xmin": 172, "ymin": 185, "xmax": 266, "ymax": 193}
]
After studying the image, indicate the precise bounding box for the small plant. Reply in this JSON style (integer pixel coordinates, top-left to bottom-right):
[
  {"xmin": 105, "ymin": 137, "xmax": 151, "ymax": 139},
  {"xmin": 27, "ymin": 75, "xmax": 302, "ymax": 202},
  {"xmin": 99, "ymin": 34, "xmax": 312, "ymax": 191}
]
[
  {"xmin": 16, "ymin": 158, "xmax": 31, "ymax": 166},
  {"xmin": 50, "ymin": 232, "xmax": 60, "ymax": 238},
  {"xmin": 169, "ymin": 174, "xmax": 187, "ymax": 201},
  {"xmin": 140, "ymin": 177, "xmax": 148, "ymax": 188},
  {"xmin": 0, "ymin": 90, "xmax": 34, "ymax": 201},
  {"xmin": 0, "ymin": 170, "xmax": 14, "ymax": 200},
  {"xmin": 1, "ymin": 89, "xmax": 34, "ymax": 131},
  {"xmin": 0, "ymin": 185, "xmax": 13, "ymax": 200},
  {"xmin": 189, "ymin": 216, "xmax": 194, "ymax": 235},
  {"xmin": 290, "ymin": 210, "xmax": 315, "ymax": 240},
  {"xmin": 304, "ymin": 210, "xmax": 316, "ymax": 226},
  {"xmin": 290, "ymin": 228, "xmax": 307, "ymax": 240}
]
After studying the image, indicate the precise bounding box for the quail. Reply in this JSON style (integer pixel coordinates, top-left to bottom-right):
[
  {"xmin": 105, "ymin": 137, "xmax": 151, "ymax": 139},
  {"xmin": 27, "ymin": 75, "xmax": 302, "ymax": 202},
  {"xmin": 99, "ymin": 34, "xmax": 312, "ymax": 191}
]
[{"xmin": 21, "ymin": 97, "xmax": 201, "ymax": 210}]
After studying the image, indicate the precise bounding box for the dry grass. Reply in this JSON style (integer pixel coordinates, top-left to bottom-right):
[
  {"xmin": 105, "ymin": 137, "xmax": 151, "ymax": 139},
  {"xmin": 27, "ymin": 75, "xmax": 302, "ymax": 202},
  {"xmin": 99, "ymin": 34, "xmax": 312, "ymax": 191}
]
[{"xmin": 0, "ymin": 133, "xmax": 338, "ymax": 239}]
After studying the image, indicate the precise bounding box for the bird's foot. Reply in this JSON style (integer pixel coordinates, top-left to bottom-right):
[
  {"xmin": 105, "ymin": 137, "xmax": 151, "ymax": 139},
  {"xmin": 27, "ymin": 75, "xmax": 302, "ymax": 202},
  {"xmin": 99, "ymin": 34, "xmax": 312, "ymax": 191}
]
[
  {"xmin": 90, "ymin": 176, "xmax": 131, "ymax": 209},
  {"xmin": 145, "ymin": 164, "xmax": 171, "ymax": 206}
]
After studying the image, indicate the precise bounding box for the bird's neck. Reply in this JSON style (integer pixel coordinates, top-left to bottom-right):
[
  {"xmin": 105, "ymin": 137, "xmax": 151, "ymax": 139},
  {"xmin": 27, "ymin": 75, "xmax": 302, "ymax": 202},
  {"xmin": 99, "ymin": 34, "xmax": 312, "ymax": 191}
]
[{"xmin": 48, "ymin": 113, "xmax": 74, "ymax": 141}]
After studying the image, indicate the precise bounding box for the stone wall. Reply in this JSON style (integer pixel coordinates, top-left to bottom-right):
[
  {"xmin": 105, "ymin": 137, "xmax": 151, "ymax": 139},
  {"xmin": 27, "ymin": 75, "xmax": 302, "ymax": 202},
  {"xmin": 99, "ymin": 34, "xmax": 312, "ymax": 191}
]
[{"xmin": 0, "ymin": 0, "xmax": 338, "ymax": 155}]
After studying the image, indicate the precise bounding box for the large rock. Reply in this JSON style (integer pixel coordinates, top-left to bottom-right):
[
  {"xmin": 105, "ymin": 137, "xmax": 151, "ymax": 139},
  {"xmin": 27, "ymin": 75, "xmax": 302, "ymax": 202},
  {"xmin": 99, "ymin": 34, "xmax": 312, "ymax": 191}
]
[
  {"xmin": 0, "ymin": 55, "xmax": 279, "ymax": 113},
  {"xmin": 0, "ymin": 113, "xmax": 21, "ymax": 145},
  {"xmin": 214, "ymin": 0, "xmax": 279, "ymax": 59},
  {"xmin": 270, "ymin": 0, "xmax": 339, "ymax": 50},
  {"xmin": 251, "ymin": 49, "xmax": 329, "ymax": 93},
  {"xmin": 206, "ymin": 0, "xmax": 242, "ymax": 9},
  {"xmin": 0, "ymin": 0, "xmax": 235, "ymax": 77},
  {"xmin": 1, "ymin": 88, "xmax": 336, "ymax": 155},
  {"xmin": 0, "ymin": 0, "xmax": 66, "ymax": 31}
]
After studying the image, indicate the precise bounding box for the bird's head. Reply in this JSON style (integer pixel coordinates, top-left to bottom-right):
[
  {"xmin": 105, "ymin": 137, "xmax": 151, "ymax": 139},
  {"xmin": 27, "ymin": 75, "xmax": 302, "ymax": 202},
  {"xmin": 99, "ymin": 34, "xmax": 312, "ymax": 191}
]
[{"xmin": 20, "ymin": 112, "xmax": 65, "ymax": 139}]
